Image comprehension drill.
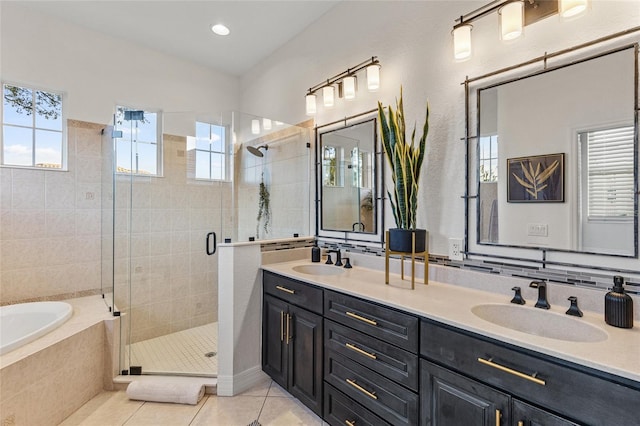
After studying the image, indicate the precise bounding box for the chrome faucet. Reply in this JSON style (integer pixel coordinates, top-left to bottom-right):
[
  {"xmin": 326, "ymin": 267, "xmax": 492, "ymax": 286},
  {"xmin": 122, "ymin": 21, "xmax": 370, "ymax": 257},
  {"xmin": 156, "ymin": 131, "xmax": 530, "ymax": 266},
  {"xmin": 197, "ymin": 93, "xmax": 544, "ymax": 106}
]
[{"xmin": 529, "ymin": 281, "xmax": 550, "ymax": 310}]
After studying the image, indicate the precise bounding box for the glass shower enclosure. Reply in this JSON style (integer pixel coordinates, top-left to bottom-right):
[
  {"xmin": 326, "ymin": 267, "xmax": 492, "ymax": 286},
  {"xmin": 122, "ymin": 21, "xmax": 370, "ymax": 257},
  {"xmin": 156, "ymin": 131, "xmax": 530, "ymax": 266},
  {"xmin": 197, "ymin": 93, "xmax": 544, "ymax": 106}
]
[{"xmin": 103, "ymin": 110, "xmax": 311, "ymax": 377}]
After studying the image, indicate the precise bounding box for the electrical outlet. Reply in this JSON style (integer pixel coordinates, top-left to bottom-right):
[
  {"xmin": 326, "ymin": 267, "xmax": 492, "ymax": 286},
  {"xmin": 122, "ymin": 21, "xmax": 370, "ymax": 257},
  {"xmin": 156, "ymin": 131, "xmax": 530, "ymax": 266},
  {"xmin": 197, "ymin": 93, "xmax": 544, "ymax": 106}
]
[
  {"xmin": 527, "ymin": 223, "xmax": 548, "ymax": 237},
  {"xmin": 449, "ymin": 238, "xmax": 464, "ymax": 261}
]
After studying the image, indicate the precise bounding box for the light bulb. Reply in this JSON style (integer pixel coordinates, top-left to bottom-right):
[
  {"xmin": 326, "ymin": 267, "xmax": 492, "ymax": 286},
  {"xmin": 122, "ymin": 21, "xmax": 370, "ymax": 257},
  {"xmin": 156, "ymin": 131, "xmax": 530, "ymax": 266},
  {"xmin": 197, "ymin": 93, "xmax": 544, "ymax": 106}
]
[
  {"xmin": 499, "ymin": 1, "xmax": 524, "ymax": 41},
  {"xmin": 323, "ymin": 86, "xmax": 335, "ymax": 108},
  {"xmin": 305, "ymin": 94, "xmax": 316, "ymax": 116},
  {"xmin": 453, "ymin": 24, "xmax": 472, "ymax": 60},
  {"xmin": 559, "ymin": 0, "xmax": 588, "ymax": 18},
  {"xmin": 367, "ymin": 64, "xmax": 380, "ymax": 92},
  {"xmin": 343, "ymin": 76, "xmax": 357, "ymax": 100}
]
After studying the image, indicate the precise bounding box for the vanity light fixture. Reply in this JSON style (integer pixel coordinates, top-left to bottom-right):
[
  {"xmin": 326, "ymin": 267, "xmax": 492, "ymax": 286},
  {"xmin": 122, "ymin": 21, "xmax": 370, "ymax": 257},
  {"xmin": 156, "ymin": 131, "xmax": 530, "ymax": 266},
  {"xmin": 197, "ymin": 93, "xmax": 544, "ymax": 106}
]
[
  {"xmin": 559, "ymin": 0, "xmax": 588, "ymax": 18},
  {"xmin": 452, "ymin": 0, "xmax": 587, "ymax": 61},
  {"xmin": 499, "ymin": 1, "xmax": 524, "ymax": 41},
  {"xmin": 343, "ymin": 75, "xmax": 357, "ymax": 100},
  {"xmin": 366, "ymin": 63, "xmax": 380, "ymax": 91},
  {"xmin": 305, "ymin": 93, "xmax": 317, "ymax": 116},
  {"xmin": 304, "ymin": 56, "xmax": 380, "ymax": 115},
  {"xmin": 323, "ymin": 85, "xmax": 335, "ymax": 108}
]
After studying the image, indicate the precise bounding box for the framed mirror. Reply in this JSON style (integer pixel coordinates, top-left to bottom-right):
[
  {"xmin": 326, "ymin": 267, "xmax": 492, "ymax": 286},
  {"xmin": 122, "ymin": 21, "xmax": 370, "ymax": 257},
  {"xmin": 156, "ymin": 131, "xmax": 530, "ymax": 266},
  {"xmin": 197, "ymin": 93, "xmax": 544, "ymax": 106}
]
[
  {"xmin": 470, "ymin": 44, "xmax": 638, "ymax": 260},
  {"xmin": 316, "ymin": 111, "xmax": 384, "ymax": 245}
]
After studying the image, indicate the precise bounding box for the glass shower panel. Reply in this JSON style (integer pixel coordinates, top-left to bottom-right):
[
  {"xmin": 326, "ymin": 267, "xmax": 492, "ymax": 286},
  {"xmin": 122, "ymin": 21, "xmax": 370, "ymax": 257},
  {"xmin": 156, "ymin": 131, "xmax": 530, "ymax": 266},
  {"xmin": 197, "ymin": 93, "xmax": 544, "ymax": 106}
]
[{"xmin": 233, "ymin": 111, "xmax": 311, "ymax": 242}]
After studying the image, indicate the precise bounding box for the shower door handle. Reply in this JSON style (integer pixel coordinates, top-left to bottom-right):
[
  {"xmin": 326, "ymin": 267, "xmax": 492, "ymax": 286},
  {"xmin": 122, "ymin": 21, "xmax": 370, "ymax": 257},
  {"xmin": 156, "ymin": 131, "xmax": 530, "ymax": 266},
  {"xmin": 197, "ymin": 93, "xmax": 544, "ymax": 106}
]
[{"xmin": 206, "ymin": 232, "xmax": 217, "ymax": 255}]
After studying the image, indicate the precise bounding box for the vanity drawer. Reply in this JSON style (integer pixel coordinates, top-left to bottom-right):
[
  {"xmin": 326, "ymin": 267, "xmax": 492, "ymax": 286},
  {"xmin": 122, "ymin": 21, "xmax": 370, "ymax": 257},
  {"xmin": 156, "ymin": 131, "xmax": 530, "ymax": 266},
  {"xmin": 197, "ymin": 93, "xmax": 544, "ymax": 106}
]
[
  {"xmin": 264, "ymin": 271, "xmax": 323, "ymax": 314},
  {"xmin": 324, "ymin": 383, "xmax": 391, "ymax": 426},
  {"xmin": 324, "ymin": 290, "xmax": 419, "ymax": 352},
  {"xmin": 325, "ymin": 350, "xmax": 419, "ymax": 426},
  {"xmin": 325, "ymin": 319, "xmax": 418, "ymax": 391},
  {"xmin": 420, "ymin": 319, "xmax": 640, "ymax": 425}
]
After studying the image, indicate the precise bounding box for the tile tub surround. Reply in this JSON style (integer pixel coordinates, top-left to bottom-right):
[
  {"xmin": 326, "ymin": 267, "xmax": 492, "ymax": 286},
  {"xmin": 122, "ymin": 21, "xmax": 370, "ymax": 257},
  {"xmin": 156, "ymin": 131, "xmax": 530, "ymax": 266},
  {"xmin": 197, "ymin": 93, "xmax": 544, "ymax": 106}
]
[
  {"xmin": 0, "ymin": 295, "xmax": 116, "ymax": 426},
  {"xmin": 0, "ymin": 120, "xmax": 105, "ymax": 306},
  {"xmin": 262, "ymin": 258, "xmax": 640, "ymax": 383}
]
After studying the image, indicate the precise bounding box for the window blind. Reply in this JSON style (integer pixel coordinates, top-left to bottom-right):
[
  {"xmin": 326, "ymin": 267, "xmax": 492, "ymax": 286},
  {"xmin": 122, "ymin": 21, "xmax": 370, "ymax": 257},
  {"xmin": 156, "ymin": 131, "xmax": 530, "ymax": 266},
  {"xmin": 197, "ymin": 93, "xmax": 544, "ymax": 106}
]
[{"xmin": 586, "ymin": 126, "xmax": 635, "ymax": 219}]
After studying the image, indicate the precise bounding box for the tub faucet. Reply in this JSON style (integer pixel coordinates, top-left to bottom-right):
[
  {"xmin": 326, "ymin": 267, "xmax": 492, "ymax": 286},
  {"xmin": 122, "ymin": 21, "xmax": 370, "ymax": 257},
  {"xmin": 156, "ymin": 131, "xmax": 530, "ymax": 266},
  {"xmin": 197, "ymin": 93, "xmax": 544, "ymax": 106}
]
[
  {"xmin": 328, "ymin": 249, "xmax": 342, "ymax": 267},
  {"xmin": 530, "ymin": 281, "xmax": 550, "ymax": 310}
]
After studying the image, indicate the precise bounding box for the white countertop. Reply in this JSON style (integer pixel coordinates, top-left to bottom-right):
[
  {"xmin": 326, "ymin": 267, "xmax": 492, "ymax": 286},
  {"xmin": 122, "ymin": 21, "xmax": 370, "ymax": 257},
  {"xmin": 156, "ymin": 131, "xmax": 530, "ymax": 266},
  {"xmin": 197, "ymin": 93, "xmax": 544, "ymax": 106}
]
[{"xmin": 262, "ymin": 259, "xmax": 640, "ymax": 383}]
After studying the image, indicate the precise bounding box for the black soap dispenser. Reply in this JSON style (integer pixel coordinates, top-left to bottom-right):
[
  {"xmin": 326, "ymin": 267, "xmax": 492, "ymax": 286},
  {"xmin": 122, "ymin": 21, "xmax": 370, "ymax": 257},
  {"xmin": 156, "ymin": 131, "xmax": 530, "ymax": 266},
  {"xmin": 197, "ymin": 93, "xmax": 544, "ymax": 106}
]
[
  {"xmin": 311, "ymin": 242, "xmax": 321, "ymax": 263},
  {"xmin": 605, "ymin": 276, "xmax": 634, "ymax": 329}
]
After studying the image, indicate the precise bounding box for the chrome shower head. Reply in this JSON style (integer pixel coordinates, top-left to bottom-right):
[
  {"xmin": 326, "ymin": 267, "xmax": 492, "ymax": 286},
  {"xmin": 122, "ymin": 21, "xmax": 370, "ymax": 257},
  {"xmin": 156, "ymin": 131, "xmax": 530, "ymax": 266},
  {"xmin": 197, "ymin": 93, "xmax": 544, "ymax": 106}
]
[{"xmin": 247, "ymin": 145, "xmax": 268, "ymax": 157}]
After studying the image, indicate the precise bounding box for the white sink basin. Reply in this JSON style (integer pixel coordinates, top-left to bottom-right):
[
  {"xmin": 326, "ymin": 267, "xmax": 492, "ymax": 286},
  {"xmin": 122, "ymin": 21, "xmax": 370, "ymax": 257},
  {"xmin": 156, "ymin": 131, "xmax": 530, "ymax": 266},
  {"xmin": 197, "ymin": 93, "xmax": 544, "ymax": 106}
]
[
  {"xmin": 471, "ymin": 303, "xmax": 608, "ymax": 343},
  {"xmin": 292, "ymin": 264, "xmax": 346, "ymax": 276}
]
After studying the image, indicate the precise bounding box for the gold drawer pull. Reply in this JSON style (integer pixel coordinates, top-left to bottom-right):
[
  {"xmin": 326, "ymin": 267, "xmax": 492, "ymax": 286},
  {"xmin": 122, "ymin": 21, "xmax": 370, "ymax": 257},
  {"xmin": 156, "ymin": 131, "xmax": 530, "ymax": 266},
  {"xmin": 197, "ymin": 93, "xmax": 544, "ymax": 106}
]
[
  {"xmin": 346, "ymin": 343, "xmax": 377, "ymax": 360},
  {"xmin": 517, "ymin": 422, "xmax": 524, "ymax": 426},
  {"xmin": 478, "ymin": 357, "xmax": 546, "ymax": 386},
  {"xmin": 276, "ymin": 285, "xmax": 295, "ymax": 294},
  {"xmin": 345, "ymin": 421, "xmax": 356, "ymax": 426},
  {"xmin": 346, "ymin": 378, "xmax": 377, "ymax": 400},
  {"xmin": 495, "ymin": 409, "xmax": 501, "ymax": 426},
  {"xmin": 346, "ymin": 311, "xmax": 377, "ymax": 326}
]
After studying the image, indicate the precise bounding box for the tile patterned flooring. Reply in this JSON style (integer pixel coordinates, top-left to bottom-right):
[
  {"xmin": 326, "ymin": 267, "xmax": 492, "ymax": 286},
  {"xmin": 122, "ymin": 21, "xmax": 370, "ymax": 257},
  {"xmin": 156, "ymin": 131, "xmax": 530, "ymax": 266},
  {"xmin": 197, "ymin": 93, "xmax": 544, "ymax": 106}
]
[
  {"xmin": 128, "ymin": 323, "xmax": 218, "ymax": 375},
  {"xmin": 60, "ymin": 378, "xmax": 327, "ymax": 426}
]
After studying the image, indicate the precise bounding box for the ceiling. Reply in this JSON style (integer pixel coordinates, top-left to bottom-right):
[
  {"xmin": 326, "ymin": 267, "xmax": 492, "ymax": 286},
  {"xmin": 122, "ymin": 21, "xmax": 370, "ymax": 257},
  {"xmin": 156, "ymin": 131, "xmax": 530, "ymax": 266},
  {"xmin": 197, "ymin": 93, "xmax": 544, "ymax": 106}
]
[{"xmin": 15, "ymin": 1, "xmax": 340, "ymax": 76}]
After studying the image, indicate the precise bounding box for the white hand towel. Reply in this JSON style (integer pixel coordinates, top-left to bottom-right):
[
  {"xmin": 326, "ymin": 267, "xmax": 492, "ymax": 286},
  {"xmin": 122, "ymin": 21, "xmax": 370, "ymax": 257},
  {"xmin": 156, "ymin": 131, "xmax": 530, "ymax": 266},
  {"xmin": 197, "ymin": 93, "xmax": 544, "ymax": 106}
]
[{"xmin": 126, "ymin": 381, "xmax": 205, "ymax": 405}]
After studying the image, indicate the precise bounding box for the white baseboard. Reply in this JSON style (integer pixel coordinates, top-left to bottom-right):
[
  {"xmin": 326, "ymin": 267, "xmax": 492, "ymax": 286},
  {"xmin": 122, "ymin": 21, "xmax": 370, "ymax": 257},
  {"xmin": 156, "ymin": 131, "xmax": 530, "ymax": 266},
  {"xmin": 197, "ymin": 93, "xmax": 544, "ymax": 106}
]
[{"xmin": 216, "ymin": 365, "xmax": 269, "ymax": 396}]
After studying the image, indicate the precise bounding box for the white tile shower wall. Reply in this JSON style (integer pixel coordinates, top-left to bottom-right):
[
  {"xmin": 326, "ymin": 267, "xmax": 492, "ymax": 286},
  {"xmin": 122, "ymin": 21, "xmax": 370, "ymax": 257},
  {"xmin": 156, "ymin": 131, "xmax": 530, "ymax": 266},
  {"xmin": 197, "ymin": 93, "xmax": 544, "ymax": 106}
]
[
  {"xmin": 113, "ymin": 134, "xmax": 226, "ymax": 343},
  {"xmin": 0, "ymin": 120, "xmax": 104, "ymax": 305},
  {"xmin": 237, "ymin": 127, "xmax": 311, "ymax": 242}
]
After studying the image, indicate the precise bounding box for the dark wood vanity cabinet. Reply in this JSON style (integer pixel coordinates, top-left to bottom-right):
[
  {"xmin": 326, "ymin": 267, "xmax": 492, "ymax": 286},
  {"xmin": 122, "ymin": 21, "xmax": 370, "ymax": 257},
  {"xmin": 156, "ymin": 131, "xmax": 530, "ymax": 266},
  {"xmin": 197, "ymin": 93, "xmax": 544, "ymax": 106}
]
[
  {"xmin": 324, "ymin": 290, "xmax": 420, "ymax": 426},
  {"xmin": 262, "ymin": 271, "xmax": 640, "ymax": 426},
  {"xmin": 420, "ymin": 319, "xmax": 640, "ymax": 426},
  {"xmin": 421, "ymin": 359, "xmax": 510, "ymax": 426},
  {"xmin": 262, "ymin": 272, "xmax": 323, "ymax": 416}
]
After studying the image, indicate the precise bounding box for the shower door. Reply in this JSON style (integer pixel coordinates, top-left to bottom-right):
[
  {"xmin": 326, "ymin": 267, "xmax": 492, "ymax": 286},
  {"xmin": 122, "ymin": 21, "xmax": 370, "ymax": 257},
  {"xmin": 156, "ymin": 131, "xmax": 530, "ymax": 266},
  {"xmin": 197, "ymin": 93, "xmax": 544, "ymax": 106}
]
[{"xmin": 113, "ymin": 110, "xmax": 230, "ymax": 377}]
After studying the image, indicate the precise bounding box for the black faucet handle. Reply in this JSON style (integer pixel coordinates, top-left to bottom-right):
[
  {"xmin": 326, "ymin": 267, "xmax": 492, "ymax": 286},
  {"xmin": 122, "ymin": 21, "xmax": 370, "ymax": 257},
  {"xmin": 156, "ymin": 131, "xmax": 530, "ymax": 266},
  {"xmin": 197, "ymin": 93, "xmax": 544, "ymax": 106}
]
[
  {"xmin": 510, "ymin": 286, "xmax": 526, "ymax": 305},
  {"xmin": 566, "ymin": 296, "xmax": 583, "ymax": 317},
  {"xmin": 343, "ymin": 258, "xmax": 352, "ymax": 269},
  {"xmin": 325, "ymin": 254, "xmax": 333, "ymax": 265}
]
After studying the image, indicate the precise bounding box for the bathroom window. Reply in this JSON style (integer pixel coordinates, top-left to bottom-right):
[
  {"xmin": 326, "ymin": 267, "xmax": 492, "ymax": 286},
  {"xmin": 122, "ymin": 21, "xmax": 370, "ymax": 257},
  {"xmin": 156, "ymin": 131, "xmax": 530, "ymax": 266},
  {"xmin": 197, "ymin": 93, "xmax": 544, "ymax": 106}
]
[
  {"xmin": 114, "ymin": 106, "xmax": 161, "ymax": 176},
  {"xmin": 479, "ymin": 135, "xmax": 498, "ymax": 182},
  {"xmin": 1, "ymin": 83, "xmax": 65, "ymax": 169},
  {"xmin": 192, "ymin": 121, "xmax": 228, "ymax": 180},
  {"xmin": 323, "ymin": 145, "xmax": 343, "ymax": 187},
  {"xmin": 580, "ymin": 125, "xmax": 634, "ymax": 220}
]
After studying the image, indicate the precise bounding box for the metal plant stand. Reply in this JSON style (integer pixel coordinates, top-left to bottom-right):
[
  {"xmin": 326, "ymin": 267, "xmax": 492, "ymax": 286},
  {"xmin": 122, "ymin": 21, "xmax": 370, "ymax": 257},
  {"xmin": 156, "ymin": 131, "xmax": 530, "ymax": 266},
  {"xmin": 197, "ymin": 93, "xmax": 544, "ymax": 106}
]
[{"xmin": 385, "ymin": 230, "xmax": 428, "ymax": 289}]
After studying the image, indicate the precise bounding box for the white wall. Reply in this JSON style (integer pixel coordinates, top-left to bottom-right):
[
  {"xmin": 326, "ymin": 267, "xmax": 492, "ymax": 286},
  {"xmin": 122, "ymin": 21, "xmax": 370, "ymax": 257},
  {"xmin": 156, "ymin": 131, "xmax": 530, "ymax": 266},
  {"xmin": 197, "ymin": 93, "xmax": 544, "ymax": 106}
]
[
  {"xmin": 0, "ymin": 2, "xmax": 239, "ymax": 125},
  {"xmin": 239, "ymin": 0, "xmax": 640, "ymax": 268}
]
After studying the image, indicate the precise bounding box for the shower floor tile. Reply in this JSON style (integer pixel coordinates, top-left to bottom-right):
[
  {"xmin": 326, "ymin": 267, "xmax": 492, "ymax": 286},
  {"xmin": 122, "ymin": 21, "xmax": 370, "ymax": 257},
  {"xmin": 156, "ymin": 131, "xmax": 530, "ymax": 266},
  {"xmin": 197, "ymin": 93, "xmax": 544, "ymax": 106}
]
[{"xmin": 128, "ymin": 322, "xmax": 217, "ymax": 376}]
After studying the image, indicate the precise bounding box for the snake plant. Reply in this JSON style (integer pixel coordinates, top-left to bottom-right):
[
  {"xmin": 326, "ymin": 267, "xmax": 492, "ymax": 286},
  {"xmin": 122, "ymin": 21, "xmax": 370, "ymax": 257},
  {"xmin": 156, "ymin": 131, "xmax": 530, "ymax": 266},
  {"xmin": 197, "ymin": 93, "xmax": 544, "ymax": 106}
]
[{"xmin": 378, "ymin": 88, "xmax": 429, "ymax": 230}]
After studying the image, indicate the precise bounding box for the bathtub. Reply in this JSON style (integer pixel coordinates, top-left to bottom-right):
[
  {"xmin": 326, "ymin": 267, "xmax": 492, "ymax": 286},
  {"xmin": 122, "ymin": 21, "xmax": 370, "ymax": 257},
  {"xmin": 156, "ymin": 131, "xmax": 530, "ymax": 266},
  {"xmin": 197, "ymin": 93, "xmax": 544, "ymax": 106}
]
[{"xmin": 0, "ymin": 301, "xmax": 73, "ymax": 355}]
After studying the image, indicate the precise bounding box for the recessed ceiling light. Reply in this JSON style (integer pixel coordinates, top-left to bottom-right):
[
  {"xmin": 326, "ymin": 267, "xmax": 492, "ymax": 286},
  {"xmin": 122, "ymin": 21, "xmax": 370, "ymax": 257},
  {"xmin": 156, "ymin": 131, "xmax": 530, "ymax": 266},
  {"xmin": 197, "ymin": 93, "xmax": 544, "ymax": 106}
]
[{"xmin": 211, "ymin": 24, "xmax": 230, "ymax": 36}]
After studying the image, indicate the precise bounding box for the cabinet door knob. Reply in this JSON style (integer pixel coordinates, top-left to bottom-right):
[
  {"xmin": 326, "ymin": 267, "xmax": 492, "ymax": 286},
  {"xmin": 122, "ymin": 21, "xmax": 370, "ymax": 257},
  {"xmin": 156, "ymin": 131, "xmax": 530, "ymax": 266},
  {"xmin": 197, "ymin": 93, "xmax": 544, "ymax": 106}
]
[
  {"xmin": 495, "ymin": 409, "xmax": 502, "ymax": 426},
  {"xmin": 286, "ymin": 313, "xmax": 291, "ymax": 344}
]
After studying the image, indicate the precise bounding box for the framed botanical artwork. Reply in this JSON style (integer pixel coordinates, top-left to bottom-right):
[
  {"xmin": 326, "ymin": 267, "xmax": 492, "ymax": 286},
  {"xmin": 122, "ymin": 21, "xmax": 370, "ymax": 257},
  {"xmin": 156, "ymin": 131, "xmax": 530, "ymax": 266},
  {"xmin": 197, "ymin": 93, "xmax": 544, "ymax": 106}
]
[{"xmin": 507, "ymin": 153, "xmax": 564, "ymax": 203}]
